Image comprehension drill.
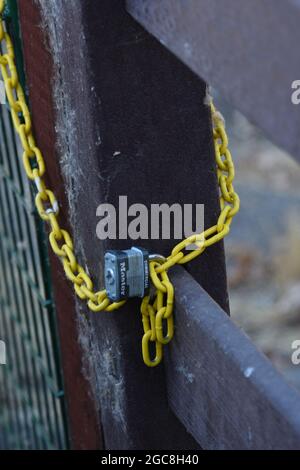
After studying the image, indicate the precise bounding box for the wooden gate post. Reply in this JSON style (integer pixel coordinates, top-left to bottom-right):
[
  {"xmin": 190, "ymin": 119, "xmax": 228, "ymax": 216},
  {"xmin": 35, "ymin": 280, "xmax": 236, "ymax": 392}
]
[
  {"xmin": 18, "ymin": 0, "xmax": 102, "ymax": 450},
  {"xmin": 18, "ymin": 0, "xmax": 228, "ymax": 449}
]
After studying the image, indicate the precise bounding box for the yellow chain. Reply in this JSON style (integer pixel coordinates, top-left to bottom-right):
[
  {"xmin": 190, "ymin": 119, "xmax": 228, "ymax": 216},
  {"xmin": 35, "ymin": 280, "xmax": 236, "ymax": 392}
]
[
  {"xmin": 141, "ymin": 103, "xmax": 240, "ymax": 366},
  {"xmin": 0, "ymin": 1, "xmax": 239, "ymax": 367}
]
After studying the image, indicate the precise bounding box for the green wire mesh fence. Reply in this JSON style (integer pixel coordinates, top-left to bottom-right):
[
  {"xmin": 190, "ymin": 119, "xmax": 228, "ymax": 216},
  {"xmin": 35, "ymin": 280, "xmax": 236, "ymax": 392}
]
[{"xmin": 0, "ymin": 4, "xmax": 69, "ymax": 450}]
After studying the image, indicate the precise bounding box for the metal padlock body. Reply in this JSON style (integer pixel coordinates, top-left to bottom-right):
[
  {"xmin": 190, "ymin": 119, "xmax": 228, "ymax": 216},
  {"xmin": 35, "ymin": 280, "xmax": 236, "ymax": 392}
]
[{"xmin": 104, "ymin": 247, "xmax": 149, "ymax": 301}]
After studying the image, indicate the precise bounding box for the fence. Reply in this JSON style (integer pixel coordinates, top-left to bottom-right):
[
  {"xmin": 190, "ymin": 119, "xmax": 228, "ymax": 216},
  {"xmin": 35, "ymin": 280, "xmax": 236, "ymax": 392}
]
[
  {"xmin": 0, "ymin": 0, "xmax": 300, "ymax": 450},
  {"xmin": 0, "ymin": 0, "xmax": 68, "ymax": 449}
]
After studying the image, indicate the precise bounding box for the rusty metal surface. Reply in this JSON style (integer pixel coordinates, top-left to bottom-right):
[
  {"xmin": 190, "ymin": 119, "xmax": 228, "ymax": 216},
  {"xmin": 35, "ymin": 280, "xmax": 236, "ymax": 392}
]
[{"xmin": 127, "ymin": 0, "xmax": 300, "ymax": 162}]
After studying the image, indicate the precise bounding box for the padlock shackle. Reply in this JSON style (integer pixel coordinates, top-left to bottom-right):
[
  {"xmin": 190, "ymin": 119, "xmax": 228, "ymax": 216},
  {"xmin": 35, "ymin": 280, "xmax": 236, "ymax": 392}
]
[{"xmin": 149, "ymin": 254, "xmax": 166, "ymax": 264}]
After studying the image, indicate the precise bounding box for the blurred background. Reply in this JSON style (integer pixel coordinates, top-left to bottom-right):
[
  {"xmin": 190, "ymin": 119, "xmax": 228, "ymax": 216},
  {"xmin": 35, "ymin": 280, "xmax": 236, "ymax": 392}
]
[{"xmin": 215, "ymin": 94, "xmax": 300, "ymax": 391}]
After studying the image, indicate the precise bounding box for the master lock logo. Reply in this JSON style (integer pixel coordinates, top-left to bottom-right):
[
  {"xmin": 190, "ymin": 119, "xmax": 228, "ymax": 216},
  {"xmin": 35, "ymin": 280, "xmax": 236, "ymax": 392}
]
[
  {"xmin": 0, "ymin": 340, "xmax": 6, "ymax": 365},
  {"xmin": 96, "ymin": 195, "xmax": 205, "ymax": 250}
]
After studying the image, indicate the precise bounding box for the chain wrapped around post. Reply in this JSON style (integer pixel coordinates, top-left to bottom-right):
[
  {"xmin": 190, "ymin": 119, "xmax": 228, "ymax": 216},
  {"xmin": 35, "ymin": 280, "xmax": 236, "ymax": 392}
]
[{"xmin": 0, "ymin": 0, "xmax": 239, "ymax": 367}]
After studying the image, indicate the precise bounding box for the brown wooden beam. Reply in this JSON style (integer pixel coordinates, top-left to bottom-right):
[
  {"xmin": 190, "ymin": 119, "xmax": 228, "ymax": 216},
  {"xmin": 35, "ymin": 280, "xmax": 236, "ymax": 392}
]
[
  {"xmin": 127, "ymin": 0, "xmax": 300, "ymax": 163},
  {"xmin": 167, "ymin": 266, "xmax": 300, "ymax": 450},
  {"xmin": 18, "ymin": 0, "xmax": 231, "ymax": 449}
]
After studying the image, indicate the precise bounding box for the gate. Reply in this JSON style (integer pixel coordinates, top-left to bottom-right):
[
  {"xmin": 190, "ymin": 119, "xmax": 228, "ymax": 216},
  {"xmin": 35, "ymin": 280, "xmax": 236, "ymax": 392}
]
[{"xmin": 1, "ymin": 0, "xmax": 300, "ymax": 450}]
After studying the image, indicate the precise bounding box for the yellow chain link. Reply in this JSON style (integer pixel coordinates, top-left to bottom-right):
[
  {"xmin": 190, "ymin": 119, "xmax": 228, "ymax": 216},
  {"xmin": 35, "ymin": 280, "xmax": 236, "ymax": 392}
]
[
  {"xmin": 0, "ymin": 1, "xmax": 239, "ymax": 367},
  {"xmin": 141, "ymin": 103, "xmax": 240, "ymax": 366}
]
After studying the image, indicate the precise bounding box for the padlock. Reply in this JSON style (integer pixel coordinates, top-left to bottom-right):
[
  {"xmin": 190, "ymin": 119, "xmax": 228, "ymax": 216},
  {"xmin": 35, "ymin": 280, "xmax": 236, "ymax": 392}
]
[{"xmin": 104, "ymin": 247, "xmax": 150, "ymax": 302}]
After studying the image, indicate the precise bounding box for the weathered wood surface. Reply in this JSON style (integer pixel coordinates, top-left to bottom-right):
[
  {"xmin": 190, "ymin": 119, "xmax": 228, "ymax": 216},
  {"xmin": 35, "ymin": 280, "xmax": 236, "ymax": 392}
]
[
  {"xmin": 168, "ymin": 266, "xmax": 300, "ymax": 450},
  {"xmin": 18, "ymin": 0, "xmax": 103, "ymax": 450},
  {"xmin": 127, "ymin": 0, "xmax": 300, "ymax": 162},
  {"xmin": 22, "ymin": 0, "xmax": 233, "ymax": 449}
]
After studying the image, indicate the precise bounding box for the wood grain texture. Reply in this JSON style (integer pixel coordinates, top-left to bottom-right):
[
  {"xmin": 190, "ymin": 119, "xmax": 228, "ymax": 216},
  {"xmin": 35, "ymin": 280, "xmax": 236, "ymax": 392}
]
[
  {"xmin": 167, "ymin": 266, "xmax": 300, "ymax": 450},
  {"xmin": 57, "ymin": 0, "xmax": 221, "ymax": 450},
  {"xmin": 127, "ymin": 0, "xmax": 300, "ymax": 162},
  {"xmin": 23, "ymin": 0, "xmax": 230, "ymax": 449}
]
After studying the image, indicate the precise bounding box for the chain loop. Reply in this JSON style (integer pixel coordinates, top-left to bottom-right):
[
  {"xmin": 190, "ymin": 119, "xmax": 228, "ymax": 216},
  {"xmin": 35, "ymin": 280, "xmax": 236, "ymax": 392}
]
[{"xmin": 35, "ymin": 189, "xmax": 59, "ymax": 220}]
